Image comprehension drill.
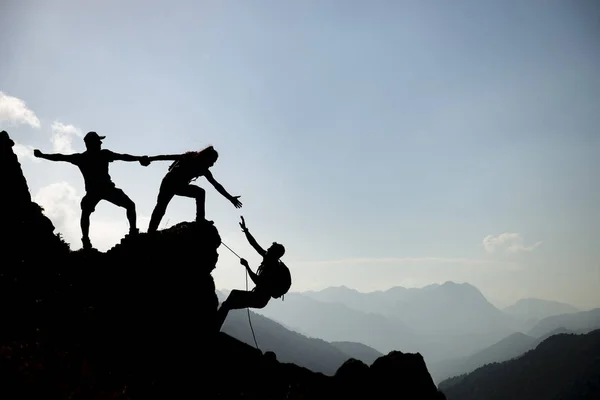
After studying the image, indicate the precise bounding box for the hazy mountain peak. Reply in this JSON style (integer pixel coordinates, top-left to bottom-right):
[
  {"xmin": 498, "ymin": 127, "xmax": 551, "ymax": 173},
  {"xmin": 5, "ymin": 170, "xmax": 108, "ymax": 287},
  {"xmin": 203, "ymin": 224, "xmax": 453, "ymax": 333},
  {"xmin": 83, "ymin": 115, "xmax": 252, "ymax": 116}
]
[
  {"xmin": 383, "ymin": 286, "xmax": 409, "ymax": 294},
  {"xmin": 305, "ymin": 285, "xmax": 359, "ymax": 295},
  {"xmin": 503, "ymin": 298, "xmax": 580, "ymax": 323},
  {"xmin": 506, "ymin": 297, "xmax": 579, "ymax": 309},
  {"xmin": 440, "ymin": 281, "xmax": 478, "ymax": 290}
]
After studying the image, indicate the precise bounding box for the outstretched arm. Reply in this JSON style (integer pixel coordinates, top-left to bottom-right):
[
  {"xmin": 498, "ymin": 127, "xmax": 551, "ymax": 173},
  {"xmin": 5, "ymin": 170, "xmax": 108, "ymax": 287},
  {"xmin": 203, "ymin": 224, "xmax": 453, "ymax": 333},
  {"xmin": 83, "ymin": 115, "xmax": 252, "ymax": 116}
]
[
  {"xmin": 104, "ymin": 150, "xmax": 151, "ymax": 166},
  {"xmin": 110, "ymin": 152, "xmax": 145, "ymax": 162},
  {"xmin": 34, "ymin": 149, "xmax": 77, "ymax": 163},
  {"xmin": 205, "ymin": 171, "xmax": 243, "ymax": 209},
  {"xmin": 239, "ymin": 216, "xmax": 266, "ymax": 257},
  {"xmin": 147, "ymin": 154, "xmax": 184, "ymax": 161}
]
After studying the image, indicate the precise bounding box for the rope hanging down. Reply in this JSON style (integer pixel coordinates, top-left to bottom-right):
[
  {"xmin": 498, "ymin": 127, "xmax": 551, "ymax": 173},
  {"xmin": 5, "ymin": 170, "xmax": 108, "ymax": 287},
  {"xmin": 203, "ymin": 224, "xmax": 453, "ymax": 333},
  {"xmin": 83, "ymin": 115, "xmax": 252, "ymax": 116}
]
[{"xmin": 220, "ymin": 241, "xmax": 259, "ymax": 351}]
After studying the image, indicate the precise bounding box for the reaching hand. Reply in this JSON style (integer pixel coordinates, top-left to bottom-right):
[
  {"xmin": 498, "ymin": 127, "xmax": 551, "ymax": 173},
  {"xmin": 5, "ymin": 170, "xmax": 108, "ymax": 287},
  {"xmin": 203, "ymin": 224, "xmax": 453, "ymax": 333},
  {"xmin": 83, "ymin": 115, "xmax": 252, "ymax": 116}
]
[
  {"xmin": 139, "ymin": 156, "xmax": 151, "ymax": 166},
  {"xmin": 33, "ymin": 149, "xmax": 42, "ymax": 158},
  {"xmin": 240, "ymin": 258, "xmax": 249, "ymax": 268},
  {"xmin": 230, "ymin": 195, "xmax": 242, "ymax": 208},
  {"xmin": 239, "ymin": 216, "xmax": 247, "ymax": 232}
]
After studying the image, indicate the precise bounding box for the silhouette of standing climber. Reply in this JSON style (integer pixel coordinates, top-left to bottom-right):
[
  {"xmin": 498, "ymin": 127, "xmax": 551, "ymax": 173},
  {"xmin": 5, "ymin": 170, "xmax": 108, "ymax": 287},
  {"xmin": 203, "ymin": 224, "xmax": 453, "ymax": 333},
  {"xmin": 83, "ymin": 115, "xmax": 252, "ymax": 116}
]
[
  {"xmin": 146, "ymin": 146, "xmax": 242, "ymax": 233},
  {"xmin": 215, "ymin": 216, "xmax": 291, "ymax": 331},
  {"xmin": 34, "ymin": 131, "xmax": 150, "ymax": 249}
]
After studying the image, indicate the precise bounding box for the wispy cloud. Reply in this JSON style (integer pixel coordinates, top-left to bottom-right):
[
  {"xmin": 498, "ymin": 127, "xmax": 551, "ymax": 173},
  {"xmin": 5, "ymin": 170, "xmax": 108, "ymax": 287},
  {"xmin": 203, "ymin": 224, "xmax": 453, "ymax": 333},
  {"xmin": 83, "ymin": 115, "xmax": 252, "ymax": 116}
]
[
  {"xmin": 297, "ymin": 256, "xmax": 505, "ymax": 267},
  {"xmin": 483, "ymin": 232, "xmax": 542, "ymax": 254},
  {"xmin": 50, "ymin": 121, "xmax": 82, "ymax": 153},
  {"xmin": 33, "ymin": 181, "xmax": 150, "ymax": 251},
  {"xmin": 0, "ymin": 91, "xmax": 41, "ymax": 129},
  {"xmin": 12, "ymin": 142, "xmax": 41, "ymax": 163}
]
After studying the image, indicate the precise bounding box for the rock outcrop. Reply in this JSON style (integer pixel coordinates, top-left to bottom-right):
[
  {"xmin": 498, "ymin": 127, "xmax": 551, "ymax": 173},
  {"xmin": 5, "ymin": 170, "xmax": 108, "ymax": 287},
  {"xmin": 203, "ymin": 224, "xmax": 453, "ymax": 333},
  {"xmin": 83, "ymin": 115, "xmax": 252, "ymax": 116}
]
[
  {"xmin": 1, "ymin": 130, "xmax": 70, "ymax": 343},
  {"xmin": 0, "ymin": 130, "xmax": 446, "ymax": 399}
]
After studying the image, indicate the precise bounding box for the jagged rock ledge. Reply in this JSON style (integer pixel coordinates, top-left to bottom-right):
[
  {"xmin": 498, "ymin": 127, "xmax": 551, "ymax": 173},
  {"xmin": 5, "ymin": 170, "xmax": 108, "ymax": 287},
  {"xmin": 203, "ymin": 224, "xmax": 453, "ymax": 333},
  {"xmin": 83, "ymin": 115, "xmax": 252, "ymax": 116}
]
[
  {"xmin": 215, "ymin": 336, "xmax": 446, "ymax": 399},
  {"xmin": 67, "ymin": 220, "xmax": 222, "ymax": 331}
]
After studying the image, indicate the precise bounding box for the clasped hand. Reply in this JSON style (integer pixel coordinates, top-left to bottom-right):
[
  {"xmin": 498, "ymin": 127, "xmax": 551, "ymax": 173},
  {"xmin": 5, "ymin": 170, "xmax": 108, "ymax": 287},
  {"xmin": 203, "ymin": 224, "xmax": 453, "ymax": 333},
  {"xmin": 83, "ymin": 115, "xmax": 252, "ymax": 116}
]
[{"xmin": 139, "ymin": 156, "xmax": 151, "ymax": 166}]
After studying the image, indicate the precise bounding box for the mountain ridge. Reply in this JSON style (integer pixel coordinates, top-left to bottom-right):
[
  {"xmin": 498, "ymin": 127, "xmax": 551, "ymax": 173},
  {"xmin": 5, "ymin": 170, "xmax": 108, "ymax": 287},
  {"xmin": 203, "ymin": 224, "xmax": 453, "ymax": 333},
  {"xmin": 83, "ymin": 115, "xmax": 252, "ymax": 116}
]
[
  {"xmin": 272, "ymin": 282, "xmax": 518, "ymax": 363},
  {"xmin": 438, "ymin": 329, "xmax": 600, "ymax": 400}
]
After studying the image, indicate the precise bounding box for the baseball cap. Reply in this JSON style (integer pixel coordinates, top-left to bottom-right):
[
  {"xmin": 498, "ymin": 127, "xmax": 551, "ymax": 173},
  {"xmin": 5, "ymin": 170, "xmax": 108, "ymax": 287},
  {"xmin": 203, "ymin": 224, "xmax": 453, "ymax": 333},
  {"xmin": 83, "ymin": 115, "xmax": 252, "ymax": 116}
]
[{"xmin": 84, "ymin": 131, "xmax": 106, "ymax": 143}]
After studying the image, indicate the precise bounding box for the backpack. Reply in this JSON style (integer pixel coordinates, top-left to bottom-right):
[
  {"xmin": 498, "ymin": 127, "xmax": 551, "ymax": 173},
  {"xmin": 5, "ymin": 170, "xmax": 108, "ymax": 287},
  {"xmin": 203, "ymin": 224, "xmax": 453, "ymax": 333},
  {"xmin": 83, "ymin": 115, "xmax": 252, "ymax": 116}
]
[
  {"xmin": 168, "ymin": 152, "xmax": 196, "ymax": 173},
  {"xmin": 266, "ymin": 261, "xmax": 292, "ymax": 299},
  {"xmin": 167, "ymin": 152, "xmax": 204, "ymax": 182}
]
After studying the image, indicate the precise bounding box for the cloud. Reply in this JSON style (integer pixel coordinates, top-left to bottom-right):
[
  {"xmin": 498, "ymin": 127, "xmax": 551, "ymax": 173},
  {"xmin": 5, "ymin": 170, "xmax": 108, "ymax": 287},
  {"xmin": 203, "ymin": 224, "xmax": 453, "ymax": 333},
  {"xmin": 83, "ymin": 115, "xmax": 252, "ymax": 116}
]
[
  {"xmin": 297, "ymin": 256, "xmax": 505, "ymax": 267},
  {"xmin": 50, "ymin": 121, "xmax": 82, "ymax": 153},
  {"xmin": 7, "ymin": 119, "xmax": 83, "ymax": 161},
  {"xmin": 0, "ymin": 91, "xmax": 41, "ymax": 129},
  {"xmin": 33, "ymin": 181, "xmax": 149, "ymax": 251},
  {"xmin": 12, "ymin": 142, "xmax": 41, "ymax": 163},
  {"xmin": 0, "ymin": 93, "xmax": 81, "ymax": 158},
  {"xmin": 483, "ymin": 232, "xmax": 542, "ymax": 254},
  {"xmin": 34, "ymin": 182, "xmax": 81, "ymax": 237}
]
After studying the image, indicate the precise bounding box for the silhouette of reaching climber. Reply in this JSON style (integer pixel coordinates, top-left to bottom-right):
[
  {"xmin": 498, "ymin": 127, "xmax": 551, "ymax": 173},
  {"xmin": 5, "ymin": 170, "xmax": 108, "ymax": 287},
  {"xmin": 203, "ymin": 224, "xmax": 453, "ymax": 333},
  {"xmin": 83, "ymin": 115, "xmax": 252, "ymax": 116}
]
[
  {"xmin": 215, "ymin": 216, "xmax": 291, "ymax": 332},
  {"xmin": 34, "ymin": 131, "xmax": 150, "ymax": 249},
  {"xmin": 145, "ymin": 146, "xmax": 242, "ymax": 233}
]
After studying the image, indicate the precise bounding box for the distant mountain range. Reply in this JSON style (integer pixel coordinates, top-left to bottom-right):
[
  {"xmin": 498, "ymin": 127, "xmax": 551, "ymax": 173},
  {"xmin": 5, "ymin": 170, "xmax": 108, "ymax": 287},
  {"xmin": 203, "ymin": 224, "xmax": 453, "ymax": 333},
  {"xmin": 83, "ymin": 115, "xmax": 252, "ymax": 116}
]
[
  {"xmin": 438, "ymin": 329, "xmax": 600, "ymax": 400},
  {"xmin": 217, "ymin": 285, "xmax": 599, "ymax": 385},
  {"xmin": 304, "ymin": 283, "xmax": 514, "ymax": 335},
  {"xmin": 527, "ymin": 308, "xmax": 600, "ymax": 337},
  {"xmin": 422, "ymin": 308, "xmax": 600, "ymax": 383},
  {"xmin": 245, "ymin": 291, "xmax": 421, "ymax": 353},
  {"xmin": 429, "ymin": 322, "xmax": 596, "ymax": 384},
  {"xmin": 503, "ymin": 297, "xmax": 580, "ymax": 320},
  {"xmin": 215, "ymin": 290, "xmax": 383, "ymax": 375},
  {"xmin": 257, "ymin": 282, "xmax": 519, "ymax": 363},
  {"xmin": 502, "ymin": 298, "xmax": 581, "ymax": 330},
  {"xmin": 429, "ymin": 331, "xmax": 539, "ymax": 383}
]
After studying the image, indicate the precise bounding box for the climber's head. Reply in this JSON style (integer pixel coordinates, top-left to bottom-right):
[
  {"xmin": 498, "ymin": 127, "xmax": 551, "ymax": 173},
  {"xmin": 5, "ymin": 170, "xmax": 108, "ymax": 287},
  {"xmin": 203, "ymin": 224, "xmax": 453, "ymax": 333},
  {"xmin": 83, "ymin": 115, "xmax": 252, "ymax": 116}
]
[
  {"xmin": 188, "ymin": 146, "xmax": 218, "ymax": 169},
  {"xmin": 201, "ymin": 145, "xmax": 219, "ymax": 167},
  {"xmin": 83, "ymin": 131, "xmax": 104, "ymax": 152},
  {"xmin": 266, "ymin": 242, "xmax": 285, "ymax": 261}
]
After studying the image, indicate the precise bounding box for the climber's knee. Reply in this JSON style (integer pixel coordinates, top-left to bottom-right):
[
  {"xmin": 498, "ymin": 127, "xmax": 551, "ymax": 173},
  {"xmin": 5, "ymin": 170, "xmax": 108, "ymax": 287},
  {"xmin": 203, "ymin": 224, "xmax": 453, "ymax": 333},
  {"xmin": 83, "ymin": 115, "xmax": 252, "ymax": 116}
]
[
  {"xmin": 177, "ymin": 184, "xmax": 205, "ymax": 200},
  {"xmin": 81, "ymin": 193, "xmax": 100, "ymax": 214}
]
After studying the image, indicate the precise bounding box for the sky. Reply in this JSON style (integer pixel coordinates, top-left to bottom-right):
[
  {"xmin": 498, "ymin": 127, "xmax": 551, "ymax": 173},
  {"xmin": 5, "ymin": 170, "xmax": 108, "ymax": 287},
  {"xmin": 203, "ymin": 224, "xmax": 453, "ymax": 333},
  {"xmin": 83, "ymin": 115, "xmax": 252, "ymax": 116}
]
[{"xmin": 1, "ymin": 0, "xmax": 599, "ymax": 309}]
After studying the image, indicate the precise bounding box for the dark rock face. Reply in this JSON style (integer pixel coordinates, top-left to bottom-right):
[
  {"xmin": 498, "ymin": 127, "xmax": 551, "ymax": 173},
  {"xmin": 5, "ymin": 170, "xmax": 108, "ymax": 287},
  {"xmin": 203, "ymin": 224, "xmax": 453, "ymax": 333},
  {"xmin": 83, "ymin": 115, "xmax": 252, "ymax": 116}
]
[
  {"xmin": 1, "ymin": 130, "xmax": 70, "ymax": 343},
  {"xmin": 332, "ymin": 353, "xmax": 446, "ymax": 400},
  {"xmin": 370, "ymin": 351, "xmax": 446, "ymax": 399},
  {"xmin": 0, "ymin": 130, "xmax": 445, "ymax": 399},
  {"xmin": 335, "ymin": 358, "xmax": 371, "ymax": 397},
  {"xmin": 439, "ymin": 330, "xmax": 600, "ymax": 400},
  {"xmin": 1, "ymin": 130, "xmax": 68, "ymax": 257}
]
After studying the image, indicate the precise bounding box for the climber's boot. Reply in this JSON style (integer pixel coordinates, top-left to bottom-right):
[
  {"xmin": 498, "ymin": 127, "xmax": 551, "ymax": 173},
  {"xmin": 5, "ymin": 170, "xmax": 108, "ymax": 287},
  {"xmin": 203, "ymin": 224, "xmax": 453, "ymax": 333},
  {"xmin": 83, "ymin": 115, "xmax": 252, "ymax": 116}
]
[{"xmin": 123, "ymin": 227, "xmax": 139, "ymax": 240}]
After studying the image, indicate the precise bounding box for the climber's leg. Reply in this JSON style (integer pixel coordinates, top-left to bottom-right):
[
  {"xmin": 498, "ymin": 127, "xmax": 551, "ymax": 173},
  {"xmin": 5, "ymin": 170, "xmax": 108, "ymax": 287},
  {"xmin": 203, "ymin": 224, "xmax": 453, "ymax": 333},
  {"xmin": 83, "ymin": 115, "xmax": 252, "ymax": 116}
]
[
  {"xmin": 105, "ymin": 186, "xmax": 138, "ymax": 235},
  {"xmin": 175, "ymin": 184, "xmax": 206, "ymax": 222},
  {"xmin": 80, "ymin": 192, "xmax": 101, "ymax": 249},
  {"xmin": 215, "ymin": 288, "xmax": 271, "ymax": 331},
  {"xmin": 148, "ymin": 181, "xmax": 176, "ymax": 233}
]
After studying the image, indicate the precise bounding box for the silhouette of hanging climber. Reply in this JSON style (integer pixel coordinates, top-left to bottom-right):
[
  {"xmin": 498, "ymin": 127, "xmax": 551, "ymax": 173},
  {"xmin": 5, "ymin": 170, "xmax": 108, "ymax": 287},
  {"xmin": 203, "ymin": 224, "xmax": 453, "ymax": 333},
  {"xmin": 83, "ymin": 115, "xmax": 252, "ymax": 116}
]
[
  {"xmin": 216, "ymin": 216, "xmax": 291, "ymax": 332},
  {"xmin": 145, "ymin": 146, "xmax": 242, "ymax": 233},
  {"xmin": 34, "ymin": 131, "xmax": 151, "ymax": 249}
]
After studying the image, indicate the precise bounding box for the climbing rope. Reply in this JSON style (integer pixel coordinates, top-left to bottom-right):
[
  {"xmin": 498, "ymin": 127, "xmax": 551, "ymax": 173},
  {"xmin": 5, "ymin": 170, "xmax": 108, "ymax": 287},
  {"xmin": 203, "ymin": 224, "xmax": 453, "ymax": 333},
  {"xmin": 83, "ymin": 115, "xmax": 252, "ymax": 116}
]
[{"xmin": 220, "ymin": 241, "xmax": 259, "ymax": 351}]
